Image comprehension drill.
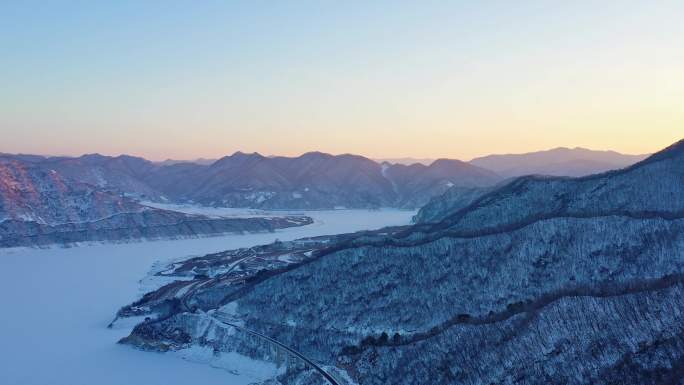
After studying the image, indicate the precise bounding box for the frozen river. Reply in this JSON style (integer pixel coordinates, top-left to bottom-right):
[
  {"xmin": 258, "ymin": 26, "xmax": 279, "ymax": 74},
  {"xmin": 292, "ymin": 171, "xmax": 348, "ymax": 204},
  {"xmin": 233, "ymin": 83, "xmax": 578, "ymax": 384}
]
[{"xmin": 0, "ymin": 208, "xmax": 414, "ymax": 385}]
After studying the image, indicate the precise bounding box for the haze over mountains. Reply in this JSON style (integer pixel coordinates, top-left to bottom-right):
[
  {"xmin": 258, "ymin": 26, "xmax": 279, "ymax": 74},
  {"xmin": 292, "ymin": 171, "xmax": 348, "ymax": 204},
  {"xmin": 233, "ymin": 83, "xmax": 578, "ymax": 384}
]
[
  {"xmin": 126, "ymin": 147, "xmax": 651, "ymax": 178},
  {"xmin": 0, "ymin": 145, "xmax": 651, "ymax": 249},
  {"xmin": 379, "ymin": 147, "xmax": 648, "ymax": 176},
  {"xmin": 470, "ymin": 146, "xmax": 649, "ymax": 177},
  {"xmin": 0, "ymin": 146, "xmax": 645, "ymax": 209},
  {"xmin": 1, "ymin": 151, "xmax": 498, "ymax": 211},
  {"xmin": 118, "ymin": 138, "xmax": 684, "ymax": 385},
  {"xmin": 0, "ymin": 146, "xmax": 648, "ymax": 248}
]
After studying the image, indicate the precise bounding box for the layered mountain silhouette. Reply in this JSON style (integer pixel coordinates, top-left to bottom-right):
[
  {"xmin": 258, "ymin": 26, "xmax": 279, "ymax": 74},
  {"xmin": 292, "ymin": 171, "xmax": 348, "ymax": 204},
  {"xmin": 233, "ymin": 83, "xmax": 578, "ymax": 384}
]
[
  {"xmin": 470, "ymin": 146, "xmax": 648, "ymax": 177},
  {"xmin": 118, "ymin": 139, "xmax": 684, "ymax": 384},
  {"xmin": 0, "ymin": 147, "xmax": 645, "ymax": 213},
  {"xmin": 0, "ymin": 151, "xmax": 503, "ymax": 210},
  {"xmin": 0, "ymin": 145, "xmax": 650, "ymax": 248}
]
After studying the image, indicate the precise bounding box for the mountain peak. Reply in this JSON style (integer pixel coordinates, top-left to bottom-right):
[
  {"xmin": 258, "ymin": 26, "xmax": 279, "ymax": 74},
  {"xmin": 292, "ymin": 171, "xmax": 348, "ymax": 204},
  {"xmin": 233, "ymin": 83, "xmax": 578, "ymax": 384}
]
[
  {"xmin": 300, "ymin": 151, "xmax": 333, "ymax": 159},
  {"xmin": 637, "ymin": 138, "xmax": 684, "ymax": 165},
  {"xmin": 666, "ymin": 138, "xmax": 684, "ymax": 152},
  {"xmin": 212, "ymin": 151, "xmax": 265, "ymax": 167},
  {"xmin": 428, "ymin": 158, "xmax": 470, "ymax": 169},
  {"xmin": 230, "ymin": 151, "xmax": 264, "ymax": 158},
  {"xmin": 79, "ymin": 153, "xmax": 107, "ymax": 161}
]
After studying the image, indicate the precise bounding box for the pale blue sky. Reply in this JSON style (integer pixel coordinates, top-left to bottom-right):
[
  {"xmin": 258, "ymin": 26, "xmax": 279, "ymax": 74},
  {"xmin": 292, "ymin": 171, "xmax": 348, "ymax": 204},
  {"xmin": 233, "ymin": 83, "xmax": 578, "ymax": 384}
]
[{"xmin": 1, "ymin": 1, "xmax": 682, "ymax": 160}]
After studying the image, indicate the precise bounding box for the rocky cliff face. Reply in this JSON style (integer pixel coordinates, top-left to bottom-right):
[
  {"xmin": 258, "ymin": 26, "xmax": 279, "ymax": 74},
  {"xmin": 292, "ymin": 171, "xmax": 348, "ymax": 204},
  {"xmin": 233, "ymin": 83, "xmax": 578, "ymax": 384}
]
[
  {"xmin": 0, "ymin": 159, "xmax": 312, "ymax": 247},
  {"xmin": 116, "ymin": 139, "xmax": 684, "ymax": 384}
]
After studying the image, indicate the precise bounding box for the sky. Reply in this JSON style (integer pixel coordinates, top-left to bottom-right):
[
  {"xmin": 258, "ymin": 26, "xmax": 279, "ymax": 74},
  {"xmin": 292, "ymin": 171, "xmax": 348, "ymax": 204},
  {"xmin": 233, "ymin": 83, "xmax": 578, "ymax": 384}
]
[{"xmin": 1, "ymin": 1, "xmax": 682, "ymax": 161}]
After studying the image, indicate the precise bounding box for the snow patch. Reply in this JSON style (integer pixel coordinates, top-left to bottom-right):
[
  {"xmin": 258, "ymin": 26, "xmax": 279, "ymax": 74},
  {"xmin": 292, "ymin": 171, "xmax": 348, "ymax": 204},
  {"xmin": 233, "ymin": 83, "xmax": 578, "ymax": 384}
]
[{"xmin": 174, "ymin": 346, "xmax": 282, "ymax": 381}]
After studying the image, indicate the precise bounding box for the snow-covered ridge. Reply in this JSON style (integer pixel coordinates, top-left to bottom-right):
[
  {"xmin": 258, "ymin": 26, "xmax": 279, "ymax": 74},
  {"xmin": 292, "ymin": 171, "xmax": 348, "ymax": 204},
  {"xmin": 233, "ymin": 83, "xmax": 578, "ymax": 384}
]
[
  {"xmin": 118, "ymin": 138, "xmax": 684, "ymax": 384},
  {"xmin": 0, "ymin": 160, "xmax": 314, "ymax": 248},
  {"xmin": 0, "ymin": 151, "xmax": 503, "ymax": 211}
]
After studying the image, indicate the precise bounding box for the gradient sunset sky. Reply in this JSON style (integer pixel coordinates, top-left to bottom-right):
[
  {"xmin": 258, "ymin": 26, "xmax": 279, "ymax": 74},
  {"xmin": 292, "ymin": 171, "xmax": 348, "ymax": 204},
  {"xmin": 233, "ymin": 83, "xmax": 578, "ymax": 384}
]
[{"xmin": 1, "ymin": 1, "xmax": 682, "ymax": 160}]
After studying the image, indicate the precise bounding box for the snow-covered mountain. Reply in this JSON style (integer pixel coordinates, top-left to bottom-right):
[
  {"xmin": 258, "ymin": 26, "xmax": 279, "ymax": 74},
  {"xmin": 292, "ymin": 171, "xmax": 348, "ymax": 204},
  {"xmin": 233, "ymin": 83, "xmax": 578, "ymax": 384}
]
[
  {"xmin": 118, "ymin": 139, "xmax": 684, "ymax": 384},
  {"xmin": 469, "ymin": 146, "xmax": 648, "ymax": 177},
  {"xmin": 0, "ymin": 159, "xmax": 311, "ymax": 247},
  {"xmin": 2, "ymin": 147, "xmax": 646, "ymax": 211},
  {"xmin": 0, "ymin": 153, "xmax": 165, "ymax": 201},
  {"xmin": 384, "ymin": 158, "xmax": 500, "ymax": 208},
  {"xmin": 0, "ymin": 151, "xmax": 506, "ymax": 209},
  {"xmin": 0, "ymin": 158, "xmax": 143, "ymax": 225},
  {"xmin": 415, "ymin": 147, "xmax": 650, "ymax": 223},
  {"xmin": 412, "ymin": 184, "xmax": 498, "ymax": 224},
  {"xmin": 153, "ymin": 151, "xmax": 398, "ymax": 208}
]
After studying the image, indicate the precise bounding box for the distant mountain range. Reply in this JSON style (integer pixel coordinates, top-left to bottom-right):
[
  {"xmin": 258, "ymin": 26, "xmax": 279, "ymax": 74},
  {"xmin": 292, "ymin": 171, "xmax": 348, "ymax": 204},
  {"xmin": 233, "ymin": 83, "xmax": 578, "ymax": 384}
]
[
  {"xmin": 414, "ymin": 147, "xmax": 650, "ymax": 222},
  {"xmin": 0, "ymin": 147, "xmax": 647, "ymax": 213},
  {"xmin": 0, "ymin": 146, "xmax": 651, "ymax": 247},
  {"xmin": 0, "ymin": 151, "xmax": 500, "ymax": 210},
  {"xmin": 118, "ymin": 138, "xmax": 684, "ymax": 385},
  {"xmin": 382, "ymin": 147, "xmax": 648, "ymax": 177},
  {"xmin": 469, "ymin": 146, "xmax": 649, "ymax": 177},
  {"xmin": 0, "ymin": 150, "xmax": 503, "ymax": 246}
]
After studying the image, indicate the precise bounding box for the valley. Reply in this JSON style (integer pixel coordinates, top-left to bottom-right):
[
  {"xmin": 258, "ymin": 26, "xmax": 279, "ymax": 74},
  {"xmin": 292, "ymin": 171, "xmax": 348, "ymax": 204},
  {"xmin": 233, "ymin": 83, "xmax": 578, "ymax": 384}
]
[{"xmin": 3, "ymin": 4, "xmax": 679, "ymax": 383}]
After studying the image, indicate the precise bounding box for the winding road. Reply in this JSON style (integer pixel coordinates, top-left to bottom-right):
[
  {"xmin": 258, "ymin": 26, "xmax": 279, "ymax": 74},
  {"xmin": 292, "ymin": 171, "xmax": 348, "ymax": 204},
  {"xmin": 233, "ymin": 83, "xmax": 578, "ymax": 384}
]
[
  {"xmin": 177, "ymin": 247, "xmax": 342, "ymax": 385},
  {"xmin": 211, "ymin": 313, "xmax": 341, "ymax": 385}
]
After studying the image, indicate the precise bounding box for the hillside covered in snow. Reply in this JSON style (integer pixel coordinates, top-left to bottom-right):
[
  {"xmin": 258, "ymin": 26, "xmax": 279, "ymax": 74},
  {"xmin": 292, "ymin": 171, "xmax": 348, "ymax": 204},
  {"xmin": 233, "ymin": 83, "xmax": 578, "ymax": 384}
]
[
  {"xmin": 0, "ymin": 159, "xmax": 312, "ymax": 247},
  {"xmin": 0, "ymin": 151, "xmax": 502, "ymax": 210},
  {"xmin": 117, "ymin": 138, "xmax": 684, "ymax": 384}
]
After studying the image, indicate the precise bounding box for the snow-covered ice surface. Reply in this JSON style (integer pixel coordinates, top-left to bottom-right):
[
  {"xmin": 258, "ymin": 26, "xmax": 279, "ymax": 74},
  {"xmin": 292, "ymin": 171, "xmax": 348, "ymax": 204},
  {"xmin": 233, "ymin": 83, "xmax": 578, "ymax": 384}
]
[
  {"xmin": 140, "ymin": 201, "xmax": 277, "ymax": 218},
  {"xmin": 0, "ymin": 208, "xmax": 414, "ymax": 385}
]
